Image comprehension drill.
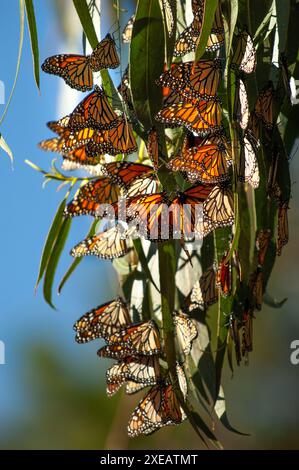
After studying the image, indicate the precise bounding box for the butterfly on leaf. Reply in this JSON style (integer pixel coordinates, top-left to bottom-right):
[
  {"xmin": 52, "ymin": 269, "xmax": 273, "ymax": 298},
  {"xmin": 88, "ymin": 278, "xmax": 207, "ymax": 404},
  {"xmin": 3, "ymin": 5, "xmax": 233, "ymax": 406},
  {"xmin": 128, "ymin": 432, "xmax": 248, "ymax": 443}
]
[
  {"xmin": 147, "ymin": 128, "xmax": 159, "ymax": 170},
  {"xmin": 231, "ymin": 30, "xmax": 256, "ymax": 74},
  {"xmin": 254, "ymin": 81, "xmax": 275, "ymax": 130},
  {"xmin": 64, "ymin": 177, "xmax": 120, "ymax": 218},
  {"xmin": 229, "ymin": 315, "xmax": 242, "ymax": 366},
  {"xmin": 216, "ymin": 252, "xmax": 231, "ymax": 296},
  {"xmin": 156, "ymin": 98, "xmax": 223, "ymax": 136},
  {"xmin": 102, "ymin": 161, "xmax": 158, "ymax": 197},
  {"xmin": 156, "ymin": 59, "xmax": 222, "ymax": 102},
  {"xmin": 71, "ymin": 225, "xmax": 136, "ymax": 260},
  {"xmin": 122, "ymin": 184, "xmax": 213, "ymax": 241},
  {"xmin": 66, "ymin": 85, "xmax": 119, "ymax": 130},
  {"xmin": 241, "ymin": 310, "xmax": 254, "ymax": 358},
  {"xmin": 161, "ymin": 0, "xmax": 175, "ymax": 37},
  {"xmin": 200, "ymin": 183, "xmax": 234, "ymax": 236},
  {"xmin": 234, "ymin": 78, "xmax": 249, "ymax": 130},
  {"xmin": 168, "ymin": 134, "xmax": 232, "ymax": 184},
  {"xmin": 238, "ymin": 131, "xmax": 260, "ymax": 189},
  {"xmin": 256, "ymin": 229, "xmax": 271, "ymax": 267},
  {"xmin": 98, "ymin": 320, "xmax": 162, "ymax": 359},
  {"xmin": 276, "ymin": 202, "xmax": 289, "ymax": 256},
  {"xmin": 127, "ymin": 364, "xmax": 187, "ymax": 437},
  {"xmin": 106, "ymin": 356, "xmax": 161, "ymax": 398},
  {"xmin": 122, "ymin": 15, "xmax": 135, "ymax": 43},
  {"xmin": 41, "ymin": 34, "xmax": 119, "ymax": 91},
  {"xmin": 117, "ymin": 66, "xmax": 134, "ymax": 111},
  {"xmin": 189, "ymin": 264, "xmax": 218, "ymax": 308},
  {"xmin": 250, "ymin": 267, "xmax": 263, "ymax": 311},
  {"xmin": 174, "ymin": 1, "xmax": 224, "ymax": 57},
  {"xmin": 174, "ymin": 312, "xmax": 197, "ymax": 355},
  {"xmin": 73, "ymin": 297, "xmax": 131, "ymax": 344}
]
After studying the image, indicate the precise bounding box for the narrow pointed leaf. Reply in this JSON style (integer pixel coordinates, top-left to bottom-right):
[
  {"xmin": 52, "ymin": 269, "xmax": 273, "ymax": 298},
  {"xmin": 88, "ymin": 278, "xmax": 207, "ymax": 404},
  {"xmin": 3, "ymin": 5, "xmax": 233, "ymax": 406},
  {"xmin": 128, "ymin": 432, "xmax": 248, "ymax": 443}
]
[{"xmin": 25, "ymin": 0, "xmax": 40, "ymax": 90}]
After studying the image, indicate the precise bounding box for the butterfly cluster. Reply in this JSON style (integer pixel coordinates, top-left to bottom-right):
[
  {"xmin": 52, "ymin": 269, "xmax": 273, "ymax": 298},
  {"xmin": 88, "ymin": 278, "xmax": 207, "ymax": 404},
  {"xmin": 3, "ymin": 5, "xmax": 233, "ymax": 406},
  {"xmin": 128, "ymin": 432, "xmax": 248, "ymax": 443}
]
[
  {"xmin": 37, "ymin": 0, "xmax": 292, "ymax": 440},
  {"xmin": 74, "ymin": 298, "xmax": 197, "ymax": 437}
]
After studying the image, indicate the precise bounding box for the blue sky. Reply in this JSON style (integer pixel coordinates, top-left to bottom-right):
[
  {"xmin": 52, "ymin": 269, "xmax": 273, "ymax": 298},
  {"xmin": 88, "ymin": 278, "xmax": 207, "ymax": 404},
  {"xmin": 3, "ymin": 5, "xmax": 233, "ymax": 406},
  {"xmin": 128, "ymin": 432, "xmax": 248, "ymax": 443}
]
[{"xmin": 0, "ymin": 0, "xmax": 130, "ymax": 427}]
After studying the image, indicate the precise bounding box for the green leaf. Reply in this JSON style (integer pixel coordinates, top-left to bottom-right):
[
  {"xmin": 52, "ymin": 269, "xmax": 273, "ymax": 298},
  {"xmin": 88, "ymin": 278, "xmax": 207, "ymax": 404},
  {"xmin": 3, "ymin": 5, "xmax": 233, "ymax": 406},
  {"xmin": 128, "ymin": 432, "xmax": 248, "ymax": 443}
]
[
  {"xmin": 57, "ymin": 219, "xmax": 98, "ymax": 294},
  {"xmin": 0, "ymin": 133, "xmax": 13, "ymax": 164},
  {"xmin": 130, "ymin": 0, "xmax": 165, "ymax": 130},
  {"xmin": 25, "ymin": 0, "xmax": 40, "ymax": 90},
  {"xmin": 72, "ymin": 0, "xmax": 98, "ymax": 49},
  {"xmin": 194, "ymin": 0, "xmax": 218, "ymax": 61},
  {"xmin": 215, "ymin": 387, "xmax": 250, "ymax": 436},
  {"xmin": 263, "ymin": 292, "xmax": 287, "ymax": 308},
  {"xmin": 227, "ymin": 0, "xmax": 238, "ymax": 56},
  {"xmin": 191, "ymin": 411, "xmax": 223, "ymax": 449},
  {"xmin": 275, "ymin": 0, "xmax": 290, "ymax": 52},
  {"xmin": 35, "ymin": 196, "xmax": 68, "ymax": 291},
  {"xmin": 0, "ymin": 0, "xmax": 25, "ymax": 125},
  {"xmin": 43, "ymin": 217, "xmax": 72, "ymax": 309}
]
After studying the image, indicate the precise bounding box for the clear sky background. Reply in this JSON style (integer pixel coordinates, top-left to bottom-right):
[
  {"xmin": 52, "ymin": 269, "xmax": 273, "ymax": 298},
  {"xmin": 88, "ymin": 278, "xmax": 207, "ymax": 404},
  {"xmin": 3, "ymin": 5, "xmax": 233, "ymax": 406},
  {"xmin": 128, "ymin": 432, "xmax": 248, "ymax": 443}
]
[{"xmin": 0, "ymin": 0, "xmax": 299, "ymax": 450}]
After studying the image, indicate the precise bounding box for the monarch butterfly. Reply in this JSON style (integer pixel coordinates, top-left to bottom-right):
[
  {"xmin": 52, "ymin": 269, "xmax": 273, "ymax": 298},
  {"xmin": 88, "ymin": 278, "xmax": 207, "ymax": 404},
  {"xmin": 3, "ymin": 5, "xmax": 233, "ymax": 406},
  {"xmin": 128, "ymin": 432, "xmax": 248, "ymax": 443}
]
[
  {"xmin": 98, "ymin": 320, "xmax": 162, "ymax": 359},
  {"xmin": 70, "ymin": 225, "xmax": 135, "ymax": 260},
  {"xmin": 238, "ymin": 131, "xmax": 260, "ymax": 189},
  {"xmin": 174, "ymin": 312, "xmax": 197, "ymax": 355},
  {"xmin": 216, "ymin": 253, "xmax": 231, "ymax": 296},
  {"xmin": 242, "ymin": 310, "xmax": 253, "ymax": 357},
  {"xmin": 102, "ymin": 162, "xmax": 158, "ymax": 196},
  {"xmin": 124, "ymin": 184, "xmax": 213, "ymax": 241},
  {"xmin": 247, "ymin": 112, "xmax": 261, "ymax": 142},
  {"xmin": 41, "ymin": 34, "xmax": 119, "ymax": 91},
  {"xmin": 62, "ymin": 146, "xmax": 106, "ymax": 168},
  {"xmin": 67, "ymin": 85, "xmax": 119, "ymax": 130},
  {"xmin": 38, "ymin": 137, "xmax": 63, "ymax": 153},
  {"xmin": 107, "ymin": 117, "xmax": 138, "ymax": 155},
  {"xmin": 256, "ymin": 229, "xmax": 271, "ymax": 267},
  {"xmin": 168, "ymin": 135, "xmax": 232, "ymax": 184},
  {"xmin": 250, "ymin": 268, "xmax": 263, "ymax": 310},
  {"xmin": 117, "ymin": 67, "xmax": 134, "ymax": 111},
  {"xmin": 64, "ymin": 177, "xmax": 120, "ymax": 218},
  {"xmin": 229, "ymin": 315, "xmax": 241, "ymax": 366},
  {"xmin": 201, "ymin": 184, "xmax": 234, "ymax": 235},
  {"xmin": 276, "ymin": 202, "xmax": 289, "ymax": 256},
  {"xmin": 61, "ymin": 127, "xmax": 111, "ymax": 153},
  {"xmin": 231, "ymin": 30, "xmax": 256, "ymax": 74},
  {"xmin": 234, "ymin": 78, "xmax": 249, "ymax": 130},
  {"xmin": 147, "ymin": 128, "xmax": 159, "ymax": 170},
  {"xmin": 122, "ymin": 15, "xmax": 135, "ymax": 43},
  {"xmin": 190, "ymin": 265, "xmax": 218, "ymax": 308},
  {"xmin": 156, "ymin": 99, "xmax": 222, "ymax": 136},
  {"xmin": 106, "ymin": 356, "xmax": 161, "ymax": 388},
  {"xmin": 127, "ymin": 365, "xmax": 187, "ymax": 437},
  {"xmin": 174, "ymin": 1, "xmax": 224, "ymax": 56},
  {"xmin": 254, "ymin": 82, "xmax": 275, "ymax": 130},
  {"xmin": 106, "ymin": 378, "xmax": 148, "ymax": 397},
  {"xmin": 161, "ymin": 0, "xmax": 175, "ymax": 37},
  {"xmin": 267, "ymin": 147, "xmax": 281, "ymax": 201},
  {"xmin": 157, "ymin": 59, "xmax": 222, "ymax": 102},
  {"xmin": 163, "ymin": 88, "xmax": 182, "ymax": 106},
  {"xmin": 73, "ymin": 297, "xmax": 131, "ymax": 344}
]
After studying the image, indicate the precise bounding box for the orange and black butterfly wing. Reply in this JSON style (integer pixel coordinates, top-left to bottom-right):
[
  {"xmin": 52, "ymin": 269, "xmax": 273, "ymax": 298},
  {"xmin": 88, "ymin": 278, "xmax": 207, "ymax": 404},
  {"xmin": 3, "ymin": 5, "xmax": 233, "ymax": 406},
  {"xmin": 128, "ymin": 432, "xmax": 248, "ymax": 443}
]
[
  {"xmin": 90, "ymin": 33, "xmax": 120, "ymax": 71},
  {"xmin": 64, "ymin": 177, "xmax": 120, "ymax": 218},
  {"xmin": 41, "ymin": 54, "xmax": 93, "ymax": 91}
]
